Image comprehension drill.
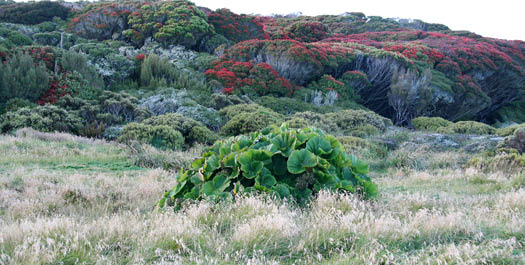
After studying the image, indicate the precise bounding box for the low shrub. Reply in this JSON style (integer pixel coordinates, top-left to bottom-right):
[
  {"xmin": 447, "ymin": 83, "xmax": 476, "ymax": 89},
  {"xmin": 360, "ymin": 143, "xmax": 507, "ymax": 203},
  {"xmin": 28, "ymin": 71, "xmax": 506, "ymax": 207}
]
[
  {"xmin": 497, "ymin": 124, "xmax": 525, "ymax": 137},
  {"xmin": 467, "ymin": 148, "xmax": 525, "ymax": 174},
  {"xmin": 118, "ymin": 123, "xmax": 184, "ymax": 150},
  {"xmin": 219, "ymin": 104, "xmax": 273, "ymax": 120},
  {"xmin": 141, "ymin": 113, "xmax": 218, "ymax": 146},
  {"xmin": 325, "ymin": 109, "xmax": 391, "ymax": 134},
  {"xmin": 444, "ymin": 121, "xmax": 496, "ymax": 135},
  {"xmin": 504, "ymin": 127, "xmax": 525, "ymax": 154},
  {"xmin": 221, "ymin": 111, "xmax": 283, "ymax": 136},
  {"xmin": 411, "ymin": 116, "xmax": 453, "ymax": 131},
  {"xmin": 125, "ymin": 141, "xmax": 203, "ymax": 170},
  {"xmin": 159, "ymin": 124, "xmax": 377, "ymax": 209},
  {"xmin": 0, "ymin": 105, "xmax": 82, "ymax": 134}
]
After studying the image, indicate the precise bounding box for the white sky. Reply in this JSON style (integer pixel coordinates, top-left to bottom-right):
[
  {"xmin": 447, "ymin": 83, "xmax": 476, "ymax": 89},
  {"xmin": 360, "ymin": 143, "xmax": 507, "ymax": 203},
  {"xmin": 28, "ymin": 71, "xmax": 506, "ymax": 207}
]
[{"xmin": 193, "ymin": 0, "xmax": 525, "ymax": 41}]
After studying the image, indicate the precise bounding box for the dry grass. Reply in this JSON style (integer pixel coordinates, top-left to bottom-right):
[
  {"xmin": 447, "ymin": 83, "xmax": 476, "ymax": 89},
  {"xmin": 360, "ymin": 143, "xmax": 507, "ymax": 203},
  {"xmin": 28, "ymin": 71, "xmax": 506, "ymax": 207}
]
[{"xmin": 0, "ymin": 132, "xmax": 523, "ymax": 264}]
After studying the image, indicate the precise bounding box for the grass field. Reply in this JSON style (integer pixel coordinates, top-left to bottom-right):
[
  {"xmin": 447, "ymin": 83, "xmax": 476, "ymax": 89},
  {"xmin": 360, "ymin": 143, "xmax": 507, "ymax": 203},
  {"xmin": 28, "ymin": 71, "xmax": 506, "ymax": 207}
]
[{"xmin": 0, "ymin": 130, "xmax": 523, "ymax": 264}]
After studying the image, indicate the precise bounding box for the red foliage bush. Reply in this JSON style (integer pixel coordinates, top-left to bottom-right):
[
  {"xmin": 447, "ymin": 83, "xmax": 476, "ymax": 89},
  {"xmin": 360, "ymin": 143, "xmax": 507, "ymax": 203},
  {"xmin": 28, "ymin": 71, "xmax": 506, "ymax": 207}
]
[{"xmin": 204, "ymin": 59, "xmax": 294, "ymax": 96}]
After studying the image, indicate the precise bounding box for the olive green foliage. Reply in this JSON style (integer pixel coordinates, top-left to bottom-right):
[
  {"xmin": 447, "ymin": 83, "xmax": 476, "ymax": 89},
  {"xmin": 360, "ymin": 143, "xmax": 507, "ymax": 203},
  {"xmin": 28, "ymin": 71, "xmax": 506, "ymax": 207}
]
[
  {"xmin": 0, "ymin": 27, "xmax": 33, "ymax": 49},
  {"xmin": 125, "ymin": 0, "xmax": 214, "ymax": 48},
  {"xmin": 139, "ymin": 54, "xmax": 208, "ymax": 90},
  {"xmin": 0, "ymin": 1, "xmax": 69, "ymax": 25},
  {"xmin": 0, "ymin": 105, "xmax": 82, "ymax": 134},
  {"xmin": 497, "ymin": 124, "xmax": 525, "ymax": 137},
  {"xmin": 411, "ymin": 116, "xmax": 453, "ymax": 131},
  {"xmin": 97, "ymin": 91, "xmax": 151, "ymax": 125},
  {"xmin": 141, "ymin": 113, "xmax": 217, "ymax": 147},
  {"xmin": 2, "ymin": 98, "xmax": 36, "ymax": 114},
  {"xmin": 412, "ymin": 117, "xmax": 497, "ymax": 135},
  {"xmin": 438, "ymin": 121, "xmax": 496, "ymax": 135},
  {"xmin": 60, "ymin": 50, "xmax": 104, "ymax": 89},
  {"xmin": 119, "ymin": 123, "xmax": 184, "ymax": 150},
  {"xmin": 159, "ymin": 124, "xmax": 378, "ymax": 209},
  {"xmin": 0, "ymin": 51, "xmax": 49, "ymax": 103},
  {"xmin": 467, "ymin": 148, "xmax": 525, "ymax": 174},
  {"xmin": 337, "ymin": 136, "xmax": 388, "ymax": 158},
  {"xmin": 504, "ymin": 127, "xmax": 525, "ymax": 154},
  {"xmin": 209, "ymin": 93, "xmax": 246, "ymax": 110},
  {"xmin": 256, "ymin": 96, "xmax": 335, "ymax": 115},
  {"xmin": 219, "ymin": 104, "xmax": 284, "ymax": 136},
  {"xmin": 291, "ymin": 109, "xmax": 391, "ymax": 136}
]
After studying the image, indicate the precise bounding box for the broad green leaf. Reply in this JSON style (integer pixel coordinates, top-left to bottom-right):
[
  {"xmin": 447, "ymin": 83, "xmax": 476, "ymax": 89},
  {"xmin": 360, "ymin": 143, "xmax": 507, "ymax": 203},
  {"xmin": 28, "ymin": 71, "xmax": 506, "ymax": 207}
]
[
  {"xmin": 307, "ymin": 136, "xmax": 333, "ymax": 155},
  {"xmin": 239, "ymin": 151, "xmax": 264, "ymax": 179},
  {"xmin": 287, "ymin": 149, "xmax": 318, "ymax": 174},
  {"xmin": 272, "ymin": 183, "xmax": 291, "ymax": 198},
  {"xmin": 270, "ymin": 133, "xmax": 295, "ymax": 157},
  {"xmin": 350, "ymin": 154, "xmax": 369, "ymax": 174},
  {"xmin": 271, "ymin": 155, "xmax": 288, "ymax": 176},
  {"xmin": 256, "ymin": 168, "xmax": 277, "ymax": 188}
]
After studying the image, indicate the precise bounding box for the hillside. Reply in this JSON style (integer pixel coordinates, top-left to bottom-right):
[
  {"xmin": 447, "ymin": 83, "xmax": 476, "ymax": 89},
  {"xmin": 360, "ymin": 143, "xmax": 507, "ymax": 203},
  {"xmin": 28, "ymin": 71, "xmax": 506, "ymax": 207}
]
[{"xmin": 0, "ymin": 1, "xmax": 524, "ymax": 264}]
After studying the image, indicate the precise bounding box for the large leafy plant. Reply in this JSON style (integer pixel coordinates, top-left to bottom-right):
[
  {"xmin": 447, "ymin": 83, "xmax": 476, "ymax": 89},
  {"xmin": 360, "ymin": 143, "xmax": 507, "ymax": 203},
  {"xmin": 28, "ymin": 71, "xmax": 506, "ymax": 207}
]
[{"xmin": 159, "ymin": 124, "xmax": 377, "ymax": 209}]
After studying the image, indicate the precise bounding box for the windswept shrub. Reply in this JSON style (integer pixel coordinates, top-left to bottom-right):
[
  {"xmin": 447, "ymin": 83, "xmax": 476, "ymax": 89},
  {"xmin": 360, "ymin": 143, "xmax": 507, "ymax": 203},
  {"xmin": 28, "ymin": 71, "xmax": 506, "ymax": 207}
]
[
  {"xmin": 0, "ymin": 1, "xmax": 69, "ymax": 25},
  {"xmin": 0, "ymin": 105, "xmax": 82, "ymax": 134},
  {"xmin": 221, "ymin": 111, "xmax": 283, "ymax": 136},
  {"xmin": 504, "ymin": 127, "xmax": 525, "ymax": 154},
  {"xmin": 141, "ymin": 113, "xmax": 217, "ymax": 146},
  {"xmin": 411, "ymin": 116, "xmax": 453, "ymax": 131},
  {"xmin": 159, "ymin": 124, "xmax": 378, "ymax": 209},
  {"xmin": 118, "ymin": 123, "xmax": 184, "ymax": 150},
  {"xmin": 467, "ymin": 148, "xmax": 525, "ymax": 174},
  {"xmin": 325, "ymin": 109, "xmax": 392, "ymax": 134},
  {"xmin": 440, "ymin": 121, "xmax": 496, "ymax": 135},
  {"xmin": 219, "ymin": 104, "xmax": 275, "ymax": 119},
  {"xmin": 497, "ymin": 124, "xmax": 525, "ymax": 137}
]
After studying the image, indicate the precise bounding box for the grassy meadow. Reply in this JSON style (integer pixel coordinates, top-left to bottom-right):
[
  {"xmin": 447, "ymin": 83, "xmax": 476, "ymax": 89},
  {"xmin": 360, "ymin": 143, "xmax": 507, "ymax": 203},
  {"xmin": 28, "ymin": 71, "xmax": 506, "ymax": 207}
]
[{"xmin": 0, "ymin": 129, "xmax": 523, "ymax": 264}]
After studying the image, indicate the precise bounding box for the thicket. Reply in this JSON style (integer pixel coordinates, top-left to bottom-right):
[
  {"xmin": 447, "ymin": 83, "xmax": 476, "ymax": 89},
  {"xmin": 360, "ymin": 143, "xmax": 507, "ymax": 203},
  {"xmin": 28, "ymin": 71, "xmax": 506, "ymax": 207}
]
[
  {"xmin": 119, "ymin": 113, "xmax": 217, "ymax": 149},
  {"xmin": 219, "ymin": 104, "xmax": 284, "ymax": 136},
  {"xmin": 0, "ymin": 1, "xmax": 69, "ymax": 25},
  {"xmin": 0, "ymin": 52, "xmax": 49, "ymax": 104},
  {"xmin": 159, "ymin": 124, "xmax": 378, "ymax": 209}
]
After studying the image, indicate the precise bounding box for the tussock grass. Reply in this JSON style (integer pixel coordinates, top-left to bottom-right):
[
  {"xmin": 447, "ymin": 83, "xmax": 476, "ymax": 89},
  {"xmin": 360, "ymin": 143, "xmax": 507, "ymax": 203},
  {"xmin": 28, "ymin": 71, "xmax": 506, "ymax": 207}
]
[{"xmin": 0, "ymin": 132, "xmax": 523, "ymax": 264}]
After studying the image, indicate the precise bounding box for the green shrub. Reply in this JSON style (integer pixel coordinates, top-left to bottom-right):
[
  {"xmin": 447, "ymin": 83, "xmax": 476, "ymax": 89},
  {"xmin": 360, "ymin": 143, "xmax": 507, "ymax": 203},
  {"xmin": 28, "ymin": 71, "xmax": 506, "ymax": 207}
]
[
  {"xmin": 411, "ymin": 116, "xmax": 453, "ymax": 131},
  {"xmin": 219, "ymin": 104, "xmax": 274, "ymax": 119},
  {"xmin": 467, "ymin": 148, "xmax": 525, "ymax": 174},
  {"xmin": 256, "ymin": 96, "xmax": 332, "ymax": 115},
  {"xmin": 0, "ymin": 105, "xmax": 82, "ymax": 134},
  {"xmin": 504, "ymin": 127, "xmax": 525, "ymax": 154},
  {"xmin": 141, "ymin": 113, "xmax": 217, "ymax": 146},
  {"xmin": 221, "ymin": 111, "xmax": 284, "ymax": 136},
  {"xmin": 139, "ymin": 54, "xmax": 208, "ymax": 90},
  {"xmin": 0, "ymin": 1, "xmax": 69, "ymax": 25},
  {"xmin": 0, "ymin": 51, "xmax": 50, "ymax": 103},
  {"xmin": 4, "ymin": 98, "xmax": 36, "ymax": 113},
  {"xmin": 119, "ymin": 123, "xmax": 184, "ymax": 150},
  {"xmin": 159, "ymin": 124, "xmax": 378, "ymax": 209},
  {"xmin": 445, "ymin": 121, "xmax": 496, "ymax": 135},
  {"xmin": 497, "ymin": 124, "xmax": 525, "ymax": 137},
  {"xmin": 325, "ymin": 109, "xmax": 391, "ymax": 134},
  {"xmin": 209, "ymin": 93, "xmax": 246, "ymax": 110},
  {"xmin": 291, "ymin": 111, "xmax": 338, "ymax": 135}
]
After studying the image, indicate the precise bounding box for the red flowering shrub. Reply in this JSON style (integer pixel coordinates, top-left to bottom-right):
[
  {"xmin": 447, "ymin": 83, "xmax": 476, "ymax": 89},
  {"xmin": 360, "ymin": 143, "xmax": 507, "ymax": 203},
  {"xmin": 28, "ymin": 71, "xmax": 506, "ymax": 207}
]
[
  {"xmin": 204, "ymin": 59, "xmax": 294, "ymax": 96},
  {"xmin": 207, "ymin": 8, "xmax": 268, "ymax": 42},
  {"xmin": 284, "ymin": 21, "xmax": 329, "ymax": 42},
  {"xmin": 135, "ymin": 53, "xmax": 145, "ymax": 61}
]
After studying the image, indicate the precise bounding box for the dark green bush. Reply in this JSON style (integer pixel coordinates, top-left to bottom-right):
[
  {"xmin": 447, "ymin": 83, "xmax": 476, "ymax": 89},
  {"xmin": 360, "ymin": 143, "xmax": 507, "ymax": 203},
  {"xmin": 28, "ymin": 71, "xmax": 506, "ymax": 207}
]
[
  {"xmin": 141, "ymin": 113, "xmax": 217, "ymax": 146},
  {"xmin": 221, "ymin": 111, "xmax": 284, "ymax": 136},
  {"xmin": 219, "ymin": 104, "xmax": 274, "ymax": 120},
  {"xmin": 0, "ymin": 105, "xmax": 82, "ymax": 134},
  {"xmin": 119, "ymin": 123, "xmax": 185, "ymax": 150},
  {"xmin": 159, "ymin": 124, "xmax": 378, "ymax": 209},
  {"xmin": 411, "ymin": 116, "xmax": 453, "ymax": 131},
  {"xmin": 0, "ymin": 52, "xmax": 50, "ymax": 103},
  {"xmin": 0, "ymin": 1, "xmax": 69, "ymax": 25}
]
